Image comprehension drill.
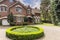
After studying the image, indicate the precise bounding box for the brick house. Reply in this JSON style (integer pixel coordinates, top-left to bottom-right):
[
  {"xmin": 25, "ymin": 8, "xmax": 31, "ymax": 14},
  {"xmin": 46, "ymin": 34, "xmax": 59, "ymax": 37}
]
[
  {"xmin": 32, "ymin": 8, "xmax": 40, "ymax": 23},
  {"xmin": 0, "ymin": 0, "xmax": 40, "ymax": 25}
]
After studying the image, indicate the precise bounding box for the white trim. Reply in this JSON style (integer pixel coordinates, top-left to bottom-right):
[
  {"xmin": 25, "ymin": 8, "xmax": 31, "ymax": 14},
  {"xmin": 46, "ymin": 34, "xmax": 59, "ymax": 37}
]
[
  {"xmin": 15, "ymin": 5, "xmax": 22, "ymax": 7},
  {"xmin": 0, "ymin": 16, "xmax": 7, "ymax": 19},
  {"xmin": 14, "ymin": 15, "xmax": 25, "ymax": 17},
  {"xmin": 0, "ymin": 4, "xmax": 8, "ymax": 7},
  {"xmin": 27, "ymin": 16, "xmax": 32, "ymax": 18}
]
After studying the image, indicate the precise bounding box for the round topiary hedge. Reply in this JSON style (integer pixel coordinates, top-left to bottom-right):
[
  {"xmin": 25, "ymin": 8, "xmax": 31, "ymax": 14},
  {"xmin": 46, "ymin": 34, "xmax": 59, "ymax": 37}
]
[{"xmin": 6, "ymin": 26, "xmax": 44, "ymax": 40}]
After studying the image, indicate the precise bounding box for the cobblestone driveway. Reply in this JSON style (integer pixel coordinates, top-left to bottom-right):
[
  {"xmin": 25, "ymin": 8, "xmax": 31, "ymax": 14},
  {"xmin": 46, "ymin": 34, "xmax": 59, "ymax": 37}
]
[{"xmin": 0, "ymin": 25, "xmax": 60, "ymax": 40}]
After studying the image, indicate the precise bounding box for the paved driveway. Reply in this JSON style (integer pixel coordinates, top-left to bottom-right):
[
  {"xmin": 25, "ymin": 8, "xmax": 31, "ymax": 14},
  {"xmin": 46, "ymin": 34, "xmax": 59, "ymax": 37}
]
[{"xmin": 0, "ymin": 25, "xmax": 60, "ymax": 40}]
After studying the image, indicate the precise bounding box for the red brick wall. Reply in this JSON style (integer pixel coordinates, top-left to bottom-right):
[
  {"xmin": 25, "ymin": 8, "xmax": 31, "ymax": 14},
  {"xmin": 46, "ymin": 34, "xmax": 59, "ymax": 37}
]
[
  {"xmin": 0, "ymin": 0, "xmax": 17, "ymax": 17},
  {"xmin": 10, "ymin": 4, "xmax": 27, "ymax": 16}
]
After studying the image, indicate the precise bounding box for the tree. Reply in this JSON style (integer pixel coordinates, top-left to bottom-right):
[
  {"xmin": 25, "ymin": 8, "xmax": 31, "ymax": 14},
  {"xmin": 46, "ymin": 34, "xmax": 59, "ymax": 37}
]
[
  {"xmin": 40, "ymin": 0, "xmax": 51, "ymax": 22},
  {"xmin": 50, "ymin": 0, "xmax": 58, "ymax": 25},
  {"xmin": 7, "ymin": 12, "xmax": 15, "ymax": 26}
]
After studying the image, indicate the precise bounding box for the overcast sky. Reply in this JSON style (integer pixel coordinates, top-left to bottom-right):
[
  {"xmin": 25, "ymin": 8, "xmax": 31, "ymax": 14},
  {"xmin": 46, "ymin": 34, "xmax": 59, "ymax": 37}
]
[{"xmin": 19, "ymin": 0, "xmax": 40, "ymax": 9}]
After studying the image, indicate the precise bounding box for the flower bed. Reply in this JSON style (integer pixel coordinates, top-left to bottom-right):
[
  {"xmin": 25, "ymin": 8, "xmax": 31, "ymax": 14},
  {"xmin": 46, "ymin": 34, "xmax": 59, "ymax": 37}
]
[{"xmin": 6, "ymin": 26, "xmax": 44, "ymax": 40}]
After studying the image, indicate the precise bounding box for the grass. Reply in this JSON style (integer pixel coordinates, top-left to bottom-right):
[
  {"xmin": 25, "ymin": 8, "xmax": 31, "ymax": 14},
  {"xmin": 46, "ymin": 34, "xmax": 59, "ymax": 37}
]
[
  {"xmin": 31, "ymin": 23, "xmax": 60, "ymax": 27},
  {"xmin": 12, "ymin": 27, "xmax": 39, "ymax": 33},
  {"xmin": 41, "ymin": 23, "xmax": 54, "ymax": 26}
]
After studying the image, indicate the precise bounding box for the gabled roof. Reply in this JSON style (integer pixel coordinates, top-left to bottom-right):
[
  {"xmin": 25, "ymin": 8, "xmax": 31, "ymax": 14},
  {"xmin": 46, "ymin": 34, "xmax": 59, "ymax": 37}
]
[
  {"xmin": 0, "ymin": 0, "xmax": 17, "ymax": 3},
  {"xmin": 9, "ymin": 1, "xmax": 27, "ymax": 10},
  {"xmin": 0, "ymin": 0, "xmax": 4, "ymax": 3},
  {"xmin": 0, "ymin": 0, "xmax": 31, "ymax": 10},
  {"xmin": 32, "ymin": 8, "xmax": 40, "ymax": 13}
]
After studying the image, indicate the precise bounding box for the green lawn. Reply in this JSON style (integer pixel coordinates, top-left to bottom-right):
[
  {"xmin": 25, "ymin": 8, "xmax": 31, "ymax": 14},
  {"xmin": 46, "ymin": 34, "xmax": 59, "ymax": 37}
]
[
  {"xmin": 33, "ymin": 23, "xmax": 60, "ymax": 27},
  {"xmin": 13, "ymin": 27, "xmax": 39, "ymax": 33},
  {"xmin": 41, "ymin": 23, "xmax": 54, "ymax": 26}
]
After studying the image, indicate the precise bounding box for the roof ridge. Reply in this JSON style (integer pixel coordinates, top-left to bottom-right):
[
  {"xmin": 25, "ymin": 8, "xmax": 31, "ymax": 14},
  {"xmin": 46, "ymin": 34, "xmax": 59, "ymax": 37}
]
[
  {"xmin": 9, "ymin": 2, "xmax": 18, "ymax": 8},
  {"xmin": 9, "ymin": 1, "xmax": 27, "ymax": 10}
]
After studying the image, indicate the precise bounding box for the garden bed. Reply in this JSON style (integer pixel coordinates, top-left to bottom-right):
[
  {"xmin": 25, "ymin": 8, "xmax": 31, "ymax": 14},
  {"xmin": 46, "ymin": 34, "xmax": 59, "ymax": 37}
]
[{"xmin": 6, "ymin": 26, "xmax": 44, "ymax": 40}]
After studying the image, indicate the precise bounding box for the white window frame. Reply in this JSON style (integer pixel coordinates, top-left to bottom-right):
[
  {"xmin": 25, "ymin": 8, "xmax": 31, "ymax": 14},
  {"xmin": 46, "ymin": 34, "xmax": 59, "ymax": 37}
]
[
  {"xmin": 0, "ymin": 4, "xmax": 8, "ymax": 12},
  {"xmin": 16, "ymin": 7, "xmax": 22, "ymax": 13},
  {"xmin": 27, "ymin": 9, "xmax": 31, "ymax": 14}
]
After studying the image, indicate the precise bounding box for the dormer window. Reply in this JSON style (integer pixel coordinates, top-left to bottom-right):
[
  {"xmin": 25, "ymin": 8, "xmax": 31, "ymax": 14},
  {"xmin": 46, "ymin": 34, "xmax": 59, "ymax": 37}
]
[{"xmin": 9, "ymin": 0, "xmax": 14, "ymax": 3}]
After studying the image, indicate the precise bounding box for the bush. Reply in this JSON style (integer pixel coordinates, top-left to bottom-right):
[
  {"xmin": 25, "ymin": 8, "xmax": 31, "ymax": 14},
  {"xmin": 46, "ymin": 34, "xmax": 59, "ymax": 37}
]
[
  {"xmin": 7, "ymin": 13, "xmax": 15, "ymax": 26},
  {"xmin": 24, "ymin": 17, "xmax": 28, "ymax": 22},
  {"xmin": 0, "ymin": 19, "xmax": 2, "ymax": 25},
  {"xmin": 10, "ymin": 22, "xmax": 16, "ymax": 26},
  {"xmin": 6, "ymin": 26, "xmax": 44, "ymax": 40}
]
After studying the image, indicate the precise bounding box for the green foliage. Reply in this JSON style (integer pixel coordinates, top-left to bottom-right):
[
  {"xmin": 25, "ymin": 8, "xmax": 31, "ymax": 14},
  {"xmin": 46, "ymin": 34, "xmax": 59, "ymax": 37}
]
[
  {"xmin": 7, "ymin": 13, "xmax": 15, "ymax": 26},
  {"xmin": 40, "ymin": 0, "xmax": 51, "ymax": 22},
  {"xmin": 13, "ymin": 27, "xmax": 39, "ymax": 33},
  {"xmin": 24, "ymin": 17, "xmax": 28, "ymax": 22},
  {"xmin": 6, "ymin": 26, "xmax": 44, "ymax": 40},
  {"xmin": 24, "ymin": 17, "xmax": 28, "ymax": 25},
  {"xmin": 0, "ymin": 19, "xmax": 2, "ymax": 25},
  {"xmin": 50, "ymin": 0, "xmax": 59, "ymax": 25}
]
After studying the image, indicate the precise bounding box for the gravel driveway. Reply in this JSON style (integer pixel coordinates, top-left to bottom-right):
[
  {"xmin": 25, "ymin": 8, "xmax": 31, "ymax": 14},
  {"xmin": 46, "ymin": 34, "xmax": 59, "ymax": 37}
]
[{"xmin": 0, "ymin": 25, "xmax": 60, "ymax": 40}]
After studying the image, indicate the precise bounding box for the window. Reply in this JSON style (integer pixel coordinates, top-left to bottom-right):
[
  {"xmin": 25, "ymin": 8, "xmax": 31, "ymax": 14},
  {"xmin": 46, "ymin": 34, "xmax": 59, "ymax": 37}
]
[
  {"xmin": 17, "ymin": 17, "xmax": 22, "ymax": 22},
  {"xmin": 27, "ymin": 9, "xmax": 31, "ymax": 14},
  {"xmin": 16, "ymin": 7, "xmax": 22, "ymax": 12},
  {"xmin": 9, "ymin": 0, "xmax": 14, "ymax": 3},
  {"xmin": 0, "ymin": 6, "xmax": 7, "ymax": 12}
]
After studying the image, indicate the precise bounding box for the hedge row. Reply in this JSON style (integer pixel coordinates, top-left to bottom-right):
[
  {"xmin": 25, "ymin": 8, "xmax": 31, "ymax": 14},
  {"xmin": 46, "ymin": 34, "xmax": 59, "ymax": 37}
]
[{"xmin": 6, "ymin": 26, "xmax": 44, "ymax": 40}]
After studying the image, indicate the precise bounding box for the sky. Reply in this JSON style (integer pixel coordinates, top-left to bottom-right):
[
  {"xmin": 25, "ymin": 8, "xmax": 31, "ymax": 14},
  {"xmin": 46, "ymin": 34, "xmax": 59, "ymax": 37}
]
[{"xmin": 19, "ymin": 0, "xmax": 40, "ymax": 9}]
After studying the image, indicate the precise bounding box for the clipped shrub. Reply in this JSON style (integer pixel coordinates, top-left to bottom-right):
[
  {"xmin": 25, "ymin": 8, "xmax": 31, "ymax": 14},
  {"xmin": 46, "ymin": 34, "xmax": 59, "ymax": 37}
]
[
  {"xmin": 0, "ymin": 19, "xmax": 2, "ymax": 25},
  {"xmin": 24, "ymin": 17, "xmax": 28, "ymax": 22},
  {"xmin": 7, "ymin": 12, "xmax": 15, "ymax": 26},
  {"xmin": 6, "ymin": 26, "xmax": 44, "ymax": 40}
]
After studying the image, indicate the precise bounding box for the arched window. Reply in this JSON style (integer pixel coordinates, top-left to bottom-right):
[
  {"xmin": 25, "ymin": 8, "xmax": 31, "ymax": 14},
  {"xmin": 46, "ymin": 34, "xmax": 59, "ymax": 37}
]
[
  {"xmin": 9, "ymin": 0, "xmax": 14, "ymax": 3},
  {"xmin": 16, "ymin": 7, "xmax": 22, "ymax": 12},
  {"xmin": 0, "ymin": 4, "xmax": 7, "ymax": 12}
]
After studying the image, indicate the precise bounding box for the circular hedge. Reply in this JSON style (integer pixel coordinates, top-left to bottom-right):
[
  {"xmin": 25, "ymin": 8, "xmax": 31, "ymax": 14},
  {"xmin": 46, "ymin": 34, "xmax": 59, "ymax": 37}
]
[{"xmin": 6, "ymin": 26, "xmax": 44, "ymax": 40}]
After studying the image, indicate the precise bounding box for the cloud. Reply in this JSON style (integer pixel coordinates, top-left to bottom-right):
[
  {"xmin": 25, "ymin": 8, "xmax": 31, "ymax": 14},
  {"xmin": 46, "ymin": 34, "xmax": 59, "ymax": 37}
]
[{"xmin": 19, "ymin": 0, "xmax": 40, "ymax": 9}]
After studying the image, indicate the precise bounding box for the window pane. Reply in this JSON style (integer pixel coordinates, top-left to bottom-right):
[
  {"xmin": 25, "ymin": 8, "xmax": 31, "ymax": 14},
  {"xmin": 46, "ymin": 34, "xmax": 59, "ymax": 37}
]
[
  {"xmin": 0, "ymin": 7, "xmax": 1, "ymax": 12},
  {"xmin": 9, "ymin": 0, "xmax": 13, "ymax": 3},
  {"xmin": 16, "ymin": 7, "xmax": 22, "ymax": 12},
  {"xmin": 27, "ymin": 9, "xmax": 31, "ymax": 14},
  {"xmin": 5, "ymin": 7, "xmax": 7, "ymax": 11},
  {"xmin": 17, "ymin": 17, "xmax": 22, "ymax": 22},
  {"xmin": 1, "ymin": 7, "xmax": 3, "ymax": 11},
  {"xmin": 3, "ymin": 6, "xmax": 5, "ymax": 11},
  {"xmin": 2, "ymin": 6, "xmax": 7, "ymax": 11}
]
